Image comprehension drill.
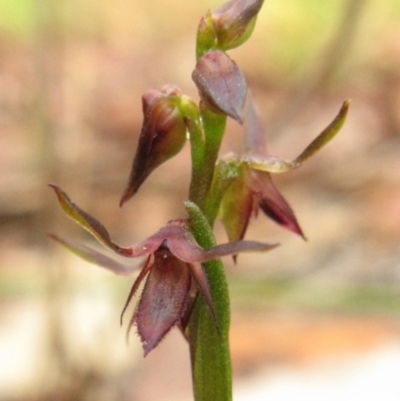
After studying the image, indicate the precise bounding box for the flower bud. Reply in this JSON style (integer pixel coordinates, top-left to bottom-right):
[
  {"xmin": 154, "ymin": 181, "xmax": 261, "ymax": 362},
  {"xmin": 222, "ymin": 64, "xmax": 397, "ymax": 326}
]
[
  {"xmin": 212, "ymin": 0, "xmax": 264, "ymax": 50},
  {"xmin": 120, "ymin": 88, "xmax": 187, "ymax": 206},
  {"xmin": 196, "ymin": 0, "xmax": 264, "ymax": 55},
  {"xmin": 192, "ymin": 50, "xmax": 247, "ymax": 123}
]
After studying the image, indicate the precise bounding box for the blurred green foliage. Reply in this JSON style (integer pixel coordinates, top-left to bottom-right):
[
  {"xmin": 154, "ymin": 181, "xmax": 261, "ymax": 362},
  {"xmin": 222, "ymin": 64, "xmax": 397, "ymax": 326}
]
[
  {"xmin": 0, "ymin": 0, "xmax": 35, "ymax": 36},
  {"xmin": 230, "ymin": 278, "xmax": 400, "ymax": 315}
]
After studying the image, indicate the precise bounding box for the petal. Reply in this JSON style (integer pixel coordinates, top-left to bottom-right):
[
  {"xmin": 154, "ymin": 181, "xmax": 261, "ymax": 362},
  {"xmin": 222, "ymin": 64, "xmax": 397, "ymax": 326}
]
[
  {"xmin": 242, "ymin": 155, "xmax": 295, "ymax": 173},
  {"xmin": 133, "ymin": 250, "xmax": 191, "ymax": 355},
  {"xmin": 244, "ymin": 92, "xmax": 268, "ymax": 155},
  {"xmin": 49, "ymin": 233, "xmax": 139, "ymax": 275},
  {"xmin": 249, "ymin": 171, "xmax": 305, "ymax": 238},
  {"xmin": 127, "ymin": 227, "xmax": 176, "ymax": 257},
  {"xmin": 120, "ymin": 256, "xmax": 153, "ymax": 325},
  {"xmin": 244, "ymin": 100, "xmax": 350, "ymax": 172},
  {"xmin": 192, "ymin": 50, "xmax": 247, "ymax": 123},
  {"xmin": 49, "ymin": 184, "xmax": 133, "ymax": 256},
  {"xmin": 166, "ymin": 224, "xmax": 278, "ymax": 262},
  {"xmin": 295, "ymin": 100, "xmax": 350, "ymax": 164},
  {"xmin": 187, "ymin": 263, "xmax": 219, "ymax": 333}
]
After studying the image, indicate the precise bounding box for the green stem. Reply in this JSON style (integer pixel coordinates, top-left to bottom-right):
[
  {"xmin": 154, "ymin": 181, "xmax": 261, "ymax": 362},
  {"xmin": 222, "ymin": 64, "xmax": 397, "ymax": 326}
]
[
  {"xmin": 189, "ymin": 105, "xmax": 226, "ymax": 209},
  {"xmin": 185, "ymin": 201, "xmax": 232, "ymax": 401},
  {"xmin": 187, "ymin": 104, "xmax": 231, "ymax": 401}
]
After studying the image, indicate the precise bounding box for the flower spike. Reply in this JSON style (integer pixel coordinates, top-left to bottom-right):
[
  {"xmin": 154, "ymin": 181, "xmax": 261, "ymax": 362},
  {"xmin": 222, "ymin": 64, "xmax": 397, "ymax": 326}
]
[{"xmin": 50, "ymin": 185, "xmax": 278, "ymax": 355}]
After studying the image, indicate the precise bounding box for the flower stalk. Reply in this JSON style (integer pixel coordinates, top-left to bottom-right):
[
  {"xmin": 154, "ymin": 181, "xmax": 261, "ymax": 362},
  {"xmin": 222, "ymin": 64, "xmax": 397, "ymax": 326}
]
[{"xmin": 48, "ymin": 1, "xmax": 349, "ymax": 400}]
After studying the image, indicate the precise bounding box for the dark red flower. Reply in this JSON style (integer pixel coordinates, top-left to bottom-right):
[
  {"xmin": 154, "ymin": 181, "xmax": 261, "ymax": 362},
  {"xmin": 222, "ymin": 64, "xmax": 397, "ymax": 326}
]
[
  {"xmin": 219, "ymin": 97, "xmax": 350, "ymax": 242},
  {"xmin": 49, "ymin": 185, "xmax": 277, "ymax": 354}
]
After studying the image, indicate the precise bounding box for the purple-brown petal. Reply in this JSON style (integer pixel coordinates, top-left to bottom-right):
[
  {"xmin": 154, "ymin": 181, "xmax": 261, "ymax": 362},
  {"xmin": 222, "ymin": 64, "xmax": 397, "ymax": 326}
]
[
  {"xmin": 120, "ymin": 256, "xmax": 153, "ymax": 325},
  {"xmin": 249, "ymin": 170, "xmax": 305, "ymax": 239},
  {"xmin": 166, "ymin": 224, "xmax": 278, "ymax": 263},
  {"xmin": 49, "ymin": 184, "xmax": 133, "ymax": 256},
  {"xmin": 244, "ymin": 92, "xmax": 268, "ymax": 155},
  {"xmin": 192, "ymin": 50, "xmax": 247, "ymax": 123},
  {"xmin": 49, "ymin": 233, "xmax": 138, "ymax": 275},
  {"xmin": 133, "ymin": 249, "xmax": 191, "ymax": 355},
  {"xmin": 187, "ymin": 263, "xmax": 219, "ymax": 333}
]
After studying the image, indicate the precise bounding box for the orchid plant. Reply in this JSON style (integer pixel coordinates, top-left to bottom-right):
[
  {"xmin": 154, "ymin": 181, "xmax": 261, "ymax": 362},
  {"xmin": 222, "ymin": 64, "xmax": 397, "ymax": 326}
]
[{"xmin": 49, "ymin": 0, "xmax": 349, "ymax": 400}]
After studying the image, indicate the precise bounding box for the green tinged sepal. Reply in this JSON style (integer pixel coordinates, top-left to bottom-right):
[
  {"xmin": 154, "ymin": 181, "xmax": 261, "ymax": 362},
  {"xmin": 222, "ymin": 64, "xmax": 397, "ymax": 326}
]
[
  {"xmin": 196, "ymin": 11, "xmax": 218, "ymax": 60},
  {"xmin": 218, "ymin": 163, "xmax": 255, "ymax": 243},
  {"xmin": 120, "ymin": 85, "xmax": 197, "ymax": 207}
]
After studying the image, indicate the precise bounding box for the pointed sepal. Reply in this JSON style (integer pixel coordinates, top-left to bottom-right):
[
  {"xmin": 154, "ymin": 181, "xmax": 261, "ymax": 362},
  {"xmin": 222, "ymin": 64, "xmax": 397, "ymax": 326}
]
[
  {"xmin": 48, "ymin": 233, "xmax": 138, "ymax": 275},
  {"xmin": 248, "ymin": 170, "xmax": 305, "ymax": 239},
  {"xmin": 49, "ymin": 184, "xmax": 133, "ymax": 256}
]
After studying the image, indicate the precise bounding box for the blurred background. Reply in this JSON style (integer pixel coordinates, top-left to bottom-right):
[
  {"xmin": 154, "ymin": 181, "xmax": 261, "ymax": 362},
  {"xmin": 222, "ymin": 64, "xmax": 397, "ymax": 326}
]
[{"xmin": 1, "ymin": 0, "xmax": 400, "ymax": 400}]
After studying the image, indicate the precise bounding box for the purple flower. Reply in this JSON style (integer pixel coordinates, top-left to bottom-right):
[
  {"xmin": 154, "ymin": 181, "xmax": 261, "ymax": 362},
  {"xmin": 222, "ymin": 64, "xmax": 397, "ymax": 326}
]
[
  {"xmin": 219, "ymin": 97, "xmax": 350, "ymax": 242},
  {"xmin": 49, "ymin": 185, "xmax": 277, "ymax": 355}
]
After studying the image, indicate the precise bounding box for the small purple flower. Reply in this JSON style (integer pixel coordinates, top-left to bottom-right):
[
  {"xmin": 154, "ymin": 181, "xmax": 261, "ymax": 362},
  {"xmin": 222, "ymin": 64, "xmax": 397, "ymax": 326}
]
[
  {"xmin": 49, "ymin": 185, "xmax": 277, "ymax": 355},
  {"xmin": 219, "ymin": 97, "xmax": 350, "ymax": 242}
]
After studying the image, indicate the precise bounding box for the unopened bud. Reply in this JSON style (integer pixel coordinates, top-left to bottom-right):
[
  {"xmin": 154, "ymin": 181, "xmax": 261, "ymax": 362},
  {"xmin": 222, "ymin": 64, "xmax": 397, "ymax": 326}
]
[
  {"xmin": 192, "ymin": 50, "xmax": 247, "ymax": 123},
  {"xmin": 120, "ymin": 89, "xmax": 187, "ymax": 206},
  {"xmin": 196, "ymin": 0, "xmax": 264, "ymax": 55}
]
